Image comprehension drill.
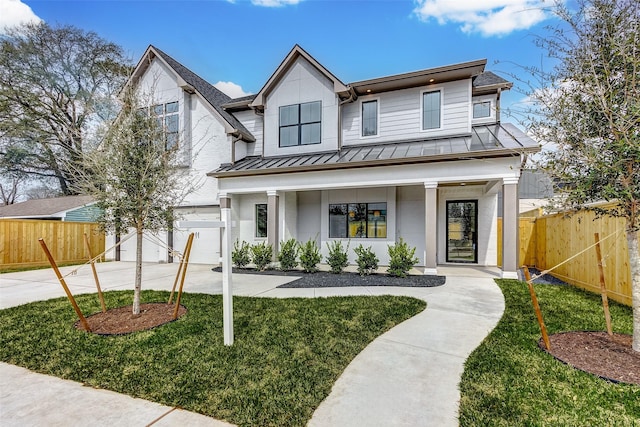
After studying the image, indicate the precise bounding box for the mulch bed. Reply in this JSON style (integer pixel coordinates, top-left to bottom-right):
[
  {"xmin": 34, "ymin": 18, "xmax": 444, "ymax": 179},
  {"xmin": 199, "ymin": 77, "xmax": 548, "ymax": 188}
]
[
  {"xmin": 541, "ymin": 331, "xmax": 640, "ymax": 385},
  {"xmin": 212, "ymin": 267, "xmax": 446, "ymax": 288},
  {"xmin": 75, "ymin": 303, "xmax": 187, "ymax": 336}
]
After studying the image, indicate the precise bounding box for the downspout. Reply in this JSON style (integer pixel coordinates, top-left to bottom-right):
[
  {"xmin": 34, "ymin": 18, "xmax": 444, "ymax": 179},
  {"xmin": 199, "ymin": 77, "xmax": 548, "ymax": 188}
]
[
  {"xmin": 496, "ymin": 87, "xmax": 502, "ymax": 123},
  {"xmin": 231, "ymin": 134, "xmax": 242, "ymax": 164},
  {"xmin": 338, "ymin": 88, "xmax": 358, "ymax": 151}
]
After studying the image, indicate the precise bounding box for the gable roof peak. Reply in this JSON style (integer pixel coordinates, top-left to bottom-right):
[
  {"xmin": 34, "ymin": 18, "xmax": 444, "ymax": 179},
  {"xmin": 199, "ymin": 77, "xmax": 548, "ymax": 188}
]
[{"xmin": 250, "ymin": 44, "xmax": 349, "ymax": 108}]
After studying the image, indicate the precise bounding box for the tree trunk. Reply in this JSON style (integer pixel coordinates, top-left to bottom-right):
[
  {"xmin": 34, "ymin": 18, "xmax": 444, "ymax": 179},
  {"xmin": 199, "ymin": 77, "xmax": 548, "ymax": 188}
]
[
  {"xmin": 628, "ymin": 228, "xmax": 640, "ymax": 352},
  {"xmin": 133, "ymin": 227, "xmax": 143, "ymax": 316}
]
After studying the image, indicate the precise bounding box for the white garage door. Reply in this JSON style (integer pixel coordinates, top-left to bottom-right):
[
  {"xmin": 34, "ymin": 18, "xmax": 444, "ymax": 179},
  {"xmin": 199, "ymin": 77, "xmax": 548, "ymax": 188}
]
[{"xmin": 172, "ymin": 207, "xmax": 221, "ymax": 265}]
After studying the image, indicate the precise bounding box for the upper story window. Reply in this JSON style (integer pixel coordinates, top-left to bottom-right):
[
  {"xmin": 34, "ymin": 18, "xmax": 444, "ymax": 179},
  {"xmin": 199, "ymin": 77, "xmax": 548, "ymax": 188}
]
[
  {"xmin": 473, "ymin": 101, "xmax": 491, "ymax": 118},
  {"xmin": 152, "ymin": 101, "xmax": 179, "ymax": 150},
  {"xmin": 362, "ymin": 100, "xmax": 378, "ymax": 137},
  {"xmin": 422, "ymin": 90, "xmax": 441, "ymax": 130},
  {"xmin": 279, "ymin": 101, "xmax": 321, "ymax": 147}
]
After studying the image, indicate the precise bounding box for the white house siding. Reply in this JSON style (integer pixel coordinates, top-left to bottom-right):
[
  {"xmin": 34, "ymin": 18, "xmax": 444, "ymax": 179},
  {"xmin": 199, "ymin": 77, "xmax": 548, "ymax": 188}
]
[
  {"xmin": 296, "ymin": 191, "xmax": 322, "ymax": 245},
  {"xmin": 233, "ymin": 110, "xmax": 263, "ymax": 158},
  {"xmin": 235, "ymin": 193, "xmax": 269, "ymax": 245},
  {"xmin": 342, "ymin": 79, "xmax": 471, "ymax": 146},
  {"xmin": 437, "ymin": 185, "xmax": 498, "ymax": 266},
  {"xmin": 396, "ymin": 185, "xmax": 427, "ymax": 266},
  {"xmin": 263, "ymin": 58, "xmax": 339, "ymax": 157},
  {"xmin": 471, "ymin": 94, "xmax": 498, "ymax": 126}
]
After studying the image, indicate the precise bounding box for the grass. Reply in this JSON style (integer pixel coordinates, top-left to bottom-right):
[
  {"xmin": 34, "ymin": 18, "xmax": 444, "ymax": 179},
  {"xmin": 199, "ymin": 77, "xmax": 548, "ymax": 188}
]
[
  {"xmin": 0, "ymin": 290, "xmax": 425, "ymax": 427},
  {"xmin": 0, "ymin": 261, "xmax": 89, "ymax": 274},
  {"xmin": 459, "ymin": 280, "xmax": 640, "ymax": 426}
]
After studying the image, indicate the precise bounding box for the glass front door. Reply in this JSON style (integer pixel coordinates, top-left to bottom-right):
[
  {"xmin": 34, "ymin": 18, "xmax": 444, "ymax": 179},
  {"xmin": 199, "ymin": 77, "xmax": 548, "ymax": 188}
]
[{"xmin": 446, "ymin": 200, "xmax": 478, "ymax": 263}]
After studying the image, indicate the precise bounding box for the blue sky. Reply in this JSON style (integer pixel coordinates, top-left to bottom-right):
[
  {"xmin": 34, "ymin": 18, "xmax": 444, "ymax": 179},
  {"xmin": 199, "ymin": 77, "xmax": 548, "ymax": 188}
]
[{"xmin": 2, "ymin": 0, "xmax": 565, "ymax": 124}]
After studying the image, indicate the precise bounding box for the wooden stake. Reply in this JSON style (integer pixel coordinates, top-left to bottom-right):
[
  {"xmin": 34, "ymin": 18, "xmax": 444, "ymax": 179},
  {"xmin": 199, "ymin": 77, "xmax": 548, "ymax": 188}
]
[
  {"xmin": 594, "ymin": 233, "xmax": 613, "ymax": 336},
  {"xmin": 168, "ymin": 249, "xmax": 186, "ymax": 304},
  {"xmin": 523, "ymin": 266, "xmax": 551, "ymax": 351},
  {"xmin": 39, "ymin": 238, "xmax": 91, "ymax": 332},
  {"xmin": 173, "ymin": 233, "xmax": 194, "ymax": 319},
  {"xmin": 84, "ymin": 233, "xmax": 106, "ymax": 313}
]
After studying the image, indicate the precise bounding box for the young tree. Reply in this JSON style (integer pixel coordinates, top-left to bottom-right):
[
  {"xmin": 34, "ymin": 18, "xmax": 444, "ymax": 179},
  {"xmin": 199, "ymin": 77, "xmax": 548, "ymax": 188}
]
[
  {"xmin": 0, "ymin": 23, "xmax": 130, "ymax": 195},
  {"xmin": 526, "ymin": 0, "xmax": 639, "ymax": 350},
  {"xmin": 80, "ymin": 86, "xmax": 193, "ymax": 315}
]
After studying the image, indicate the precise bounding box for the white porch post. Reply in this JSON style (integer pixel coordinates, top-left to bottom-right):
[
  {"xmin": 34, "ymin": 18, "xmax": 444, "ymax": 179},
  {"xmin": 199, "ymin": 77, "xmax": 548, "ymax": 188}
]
[
  {"xmin": 220, "ymin": 194, "xmax": 234, "ymax": 345},
  {"xmin": 424, "ymin": 181, "xmax": 438, "ymax": 275},
  {"xmin": 267, "ymin": 190, "xmax": 279, "ymax": 261},
  {"xmin": 501, "ymin": 177, "xmax": 519, "ymax": 279}
]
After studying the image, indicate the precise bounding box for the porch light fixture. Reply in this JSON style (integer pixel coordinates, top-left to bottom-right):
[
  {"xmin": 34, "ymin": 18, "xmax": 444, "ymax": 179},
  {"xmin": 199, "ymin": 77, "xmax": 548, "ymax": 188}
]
[
  {"xmin": 366, "ymin": 89, "xmax": 372, "ymax": 93},
  {"xmin": 429, "ymin": 78, "xmax": 435, "ymax": 83}
]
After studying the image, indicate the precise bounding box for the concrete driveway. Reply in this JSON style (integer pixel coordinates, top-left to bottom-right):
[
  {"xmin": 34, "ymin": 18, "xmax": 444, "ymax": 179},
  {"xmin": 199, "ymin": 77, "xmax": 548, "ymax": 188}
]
[{"xmin": 0, "ymin": 262, "xmax": 504, "ymax": 426}]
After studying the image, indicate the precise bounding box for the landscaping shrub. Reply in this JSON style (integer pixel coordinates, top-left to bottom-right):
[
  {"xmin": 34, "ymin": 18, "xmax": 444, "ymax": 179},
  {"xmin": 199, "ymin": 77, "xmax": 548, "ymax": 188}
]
[
  {"xmin": 299, "ymin": 238, "xmax": 322, "ymax": 273},
  {"xmin": 326, "ymin": 240, "xmax": 349, "ymax": 274},
  {"xmin": 387, "ymin": 237, "xmax": 419, "ymax": 278},
  {"xmin": 354, "ymin": 244, "xmax": 378, "ymax": 276},
  {"xmin": 251, "ymin": 241, "xmax": 273, "ymax": 271},
  {"xmin": 278, "ymin": 238, "xmax": 299, "ymax": 271},
  {"xmin": 231, "ymin": 240, "xmax": 251, "ymax": 268}
]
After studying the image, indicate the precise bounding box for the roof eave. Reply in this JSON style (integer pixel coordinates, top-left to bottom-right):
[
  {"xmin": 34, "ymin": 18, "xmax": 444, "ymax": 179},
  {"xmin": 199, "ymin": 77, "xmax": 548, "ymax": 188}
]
[{"xmin": 210, "ymin": 146, "xmax": 540, "ymax": 178}]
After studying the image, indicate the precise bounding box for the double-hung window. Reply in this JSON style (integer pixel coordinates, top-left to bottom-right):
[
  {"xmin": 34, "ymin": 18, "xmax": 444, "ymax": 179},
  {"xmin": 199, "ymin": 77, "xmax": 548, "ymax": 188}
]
[
  {"xmin": 329, "ymin": 203, "xmax": 387, "ymax": 238},
  {"xmin": 152, "ymin": 101, "xmax": 179, "ymax": 150},
  {"xmin": 362, "ymin": 100, "xmax": 378, "ymax": 137},
  {"xmin": 279, "ymin": 101, "xmax": 321, "ymax": 147},
  {"xmin": 422, "ymin": 90, "xmax": 441, "ymax": 130}
]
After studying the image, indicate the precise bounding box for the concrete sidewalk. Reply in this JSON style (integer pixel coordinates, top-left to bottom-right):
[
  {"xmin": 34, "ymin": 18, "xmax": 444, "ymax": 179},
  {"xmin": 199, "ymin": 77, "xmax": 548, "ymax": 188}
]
[{"xmin": 0, "ymin": 262, "xmax": 504, "ymax": 426}]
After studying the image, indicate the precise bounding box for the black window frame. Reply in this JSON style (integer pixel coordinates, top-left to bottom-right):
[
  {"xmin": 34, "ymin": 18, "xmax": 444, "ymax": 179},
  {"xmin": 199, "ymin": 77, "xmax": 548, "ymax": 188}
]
[
  {"xmin": 279, "ymin": 101, "xmax": 322, "ymax": 147},
  {"xmin": 255, "ymin": 203, "xmax": 267, "ymax": 238},
  {"xmin": 328, "ymin": 202, "xmax": 387, "ymax": 239}
]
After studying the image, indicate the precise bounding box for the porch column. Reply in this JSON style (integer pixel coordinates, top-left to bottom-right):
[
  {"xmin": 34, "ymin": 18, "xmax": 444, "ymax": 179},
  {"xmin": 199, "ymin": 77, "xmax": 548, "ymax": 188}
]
[
  {"xmin": 220, "ymin": 194, "xmax": 234, "ymax": 345},
  {"xmin": 267, "ymin": 190, "xmax": 279, "ymax": 261},
  {"xmin": 424, "ymin": 181, "xmax": 438, "ymax": 275},
  {"xmin": 502, "ymin": 177, "xmax": 519, "ymax": 279}
]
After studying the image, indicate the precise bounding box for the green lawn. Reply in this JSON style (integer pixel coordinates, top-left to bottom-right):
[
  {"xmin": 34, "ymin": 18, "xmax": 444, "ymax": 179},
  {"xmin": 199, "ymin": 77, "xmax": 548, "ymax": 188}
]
[
  {"xmin": 0, "ymin": 290, "xmax": 425, "ymax": 427},
  {"xmin": 459, "ymin": 279, "xmax": 639, "ymax": 426}
]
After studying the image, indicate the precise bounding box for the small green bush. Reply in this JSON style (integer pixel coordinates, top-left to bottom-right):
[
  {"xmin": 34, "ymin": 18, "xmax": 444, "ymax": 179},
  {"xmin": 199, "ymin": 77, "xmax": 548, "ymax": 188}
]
[
  {"xmin": 278, "ymin": 238, "xmax": 299, "ymax": 271},
  {"xmin": 326, "ymin": 240, "xmax": 349, "ymax": 274},
  {"xmin": 354, "ymin": 244, "xmax": 378, "ymax": 276},
  {"xmin": 299, "ymin": 238, "xmax": 322, "ymax": 273},
  {"xmin": 387, "ymin": 237, "xmax": 419, "ymax": 278},
  {"xmin": 232, "ymin": 240, "xmax": 251, "ymax": 268},
  {"xmin": 251, "ymin": 241, "xmax": 273, "ymax": 271}
]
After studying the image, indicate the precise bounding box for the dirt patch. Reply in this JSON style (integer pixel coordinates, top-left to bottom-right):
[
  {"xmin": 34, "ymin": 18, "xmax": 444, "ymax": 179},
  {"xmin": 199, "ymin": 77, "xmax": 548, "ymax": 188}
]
[
  {"xmin": 541, "ymin": 331, "xmax": 640, "ymax": 385},
  {"xmin": 75, "ymin": 303, "xmax": 186, "ymax": 336}
]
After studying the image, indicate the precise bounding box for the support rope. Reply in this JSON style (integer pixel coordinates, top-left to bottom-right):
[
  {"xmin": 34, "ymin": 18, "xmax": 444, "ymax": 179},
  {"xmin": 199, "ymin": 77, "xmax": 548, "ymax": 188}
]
[{"xmin": 61, "ymin": 231, "xmax": 137, "ymax": 278}]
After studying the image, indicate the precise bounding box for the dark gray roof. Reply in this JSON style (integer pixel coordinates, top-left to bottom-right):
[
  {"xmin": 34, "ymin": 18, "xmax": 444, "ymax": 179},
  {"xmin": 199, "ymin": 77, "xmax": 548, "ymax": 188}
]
[
  {"xmin": 472, "ymin": 71, "xmax": 511, "ymax": 88},
  {"xmin": 213, "ymin": 123, "xmax": 539, "ymax": 177},
  {"xmin": 151, "ymin": 46, "xmax": 254, "ymax": 141},
  {"xmin": 0, "ymin": 195, "xmax": 95, "ymax": 218}
]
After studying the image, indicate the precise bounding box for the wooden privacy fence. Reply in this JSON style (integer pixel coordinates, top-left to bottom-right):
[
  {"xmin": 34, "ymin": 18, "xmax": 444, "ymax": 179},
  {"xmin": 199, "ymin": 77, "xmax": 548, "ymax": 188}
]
[
  {"xmin": 0, "ymin": 219, "xmax": 105, "ymax": 269},
  {"xmin": 498, "ymin": 205, "xmax": 635, "ymax": 306}
]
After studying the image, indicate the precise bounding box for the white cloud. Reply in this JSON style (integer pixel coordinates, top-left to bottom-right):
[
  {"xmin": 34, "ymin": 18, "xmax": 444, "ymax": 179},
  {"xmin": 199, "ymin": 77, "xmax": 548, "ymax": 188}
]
[
  {"xmin": 250, "ymin": 0, "xmax": 301, "ymax": 7},
  {"xmin": 214, "ymin": 81, "xmax": 252, "ymax": 99},
  {"xmin": 413, "ymin": 0, "xmax": 551, "ymax": 36},
  {"xmin": 0, "ymin": 0, "xmax": 42, "ymax": 34}
]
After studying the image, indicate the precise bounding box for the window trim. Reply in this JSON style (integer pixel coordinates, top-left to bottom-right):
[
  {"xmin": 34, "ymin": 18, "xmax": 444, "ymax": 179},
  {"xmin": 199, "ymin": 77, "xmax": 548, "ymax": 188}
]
[
  {"xmin": 420, "ymin": 88, "xmax": 443, "ymax": 131},
  {"xmin": 472, "ymin": 100, "xmax": 492, "ymax": 119},
  {"xmin": 278, "ymin": 101, "xmax": 322, "ymax": 147},
  {"xmin": 255, "ymin": 203, "xmax": 267, "ymax": 238},
  {"xmin": 360, "ymin": 98, "xmax": 379, "ymax": 138}
]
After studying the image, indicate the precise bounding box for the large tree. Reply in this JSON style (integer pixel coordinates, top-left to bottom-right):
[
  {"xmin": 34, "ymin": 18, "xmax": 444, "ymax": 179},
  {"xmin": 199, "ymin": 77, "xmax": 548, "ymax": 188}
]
[
  {"xmin": 0, "ymin": 23, "xmax": 130, "ymax": 195},
  {"xmin": 79, "ymin": 86, "xmax": 193, "ymax": 315},
  {"xmin": 527, "ymin": 0, "xmax": 639, "ymax": 350}
]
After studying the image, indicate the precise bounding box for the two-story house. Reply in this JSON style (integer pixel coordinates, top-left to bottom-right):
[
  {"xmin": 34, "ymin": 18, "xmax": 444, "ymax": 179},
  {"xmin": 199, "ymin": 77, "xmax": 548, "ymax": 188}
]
[{"xmin": 119, "ymin": 44, "xmax": 539, "ymax": 279}]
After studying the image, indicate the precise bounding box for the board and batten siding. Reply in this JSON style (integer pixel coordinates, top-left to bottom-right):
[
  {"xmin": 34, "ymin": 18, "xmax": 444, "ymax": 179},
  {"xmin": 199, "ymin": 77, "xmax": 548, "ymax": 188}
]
[
  {"xmin": 342, "ymin": 79, "xmax": 471, "ymax": 146},
  {"xmin": 233, "ymin": 109, "xmax": 263, "ymax": 158}
]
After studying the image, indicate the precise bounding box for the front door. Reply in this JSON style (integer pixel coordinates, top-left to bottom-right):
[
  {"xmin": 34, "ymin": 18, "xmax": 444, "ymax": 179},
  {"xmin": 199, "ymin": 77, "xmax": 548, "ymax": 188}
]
[{"xmin": 446, "ymin": 200, "xmax": 478, "ymax": 263}]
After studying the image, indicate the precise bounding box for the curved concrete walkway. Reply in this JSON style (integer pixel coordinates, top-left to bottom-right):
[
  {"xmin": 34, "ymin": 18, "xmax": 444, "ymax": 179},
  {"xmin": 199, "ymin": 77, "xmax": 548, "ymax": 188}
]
[{"xmin": 0, "ymin": 263, "xmax": 504, "ymax": 426}]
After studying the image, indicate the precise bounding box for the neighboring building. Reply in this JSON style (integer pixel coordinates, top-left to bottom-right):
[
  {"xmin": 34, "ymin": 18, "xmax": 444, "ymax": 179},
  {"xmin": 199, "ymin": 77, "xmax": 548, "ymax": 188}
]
[
  {"xmin": 119, "ymin": 44, "xmax": 539, "ymax": 278},
  {"xmin": 0, "ymin": 195, "xmax": 98, "ymax": 222}
]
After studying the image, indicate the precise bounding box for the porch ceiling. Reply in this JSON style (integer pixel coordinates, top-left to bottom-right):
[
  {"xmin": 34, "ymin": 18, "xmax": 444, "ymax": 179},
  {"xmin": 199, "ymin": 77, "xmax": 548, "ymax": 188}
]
[{"xmin": 212, "ymin": 123, "xmax": 539, "ymax": 178}]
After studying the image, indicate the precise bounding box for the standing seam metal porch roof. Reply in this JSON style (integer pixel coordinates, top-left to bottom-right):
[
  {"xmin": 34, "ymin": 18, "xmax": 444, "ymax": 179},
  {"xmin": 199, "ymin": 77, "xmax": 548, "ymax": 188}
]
[{"xmin": 212, "ymin": 123, "xmax": 539, "ymax": 177}]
